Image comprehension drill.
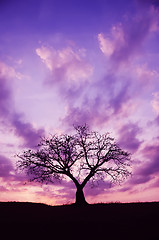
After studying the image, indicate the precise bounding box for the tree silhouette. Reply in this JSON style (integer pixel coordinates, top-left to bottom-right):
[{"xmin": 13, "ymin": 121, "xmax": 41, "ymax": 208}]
[{"xmin": 17, "ymin": 125, "xmax": 131, "ymax": 205}]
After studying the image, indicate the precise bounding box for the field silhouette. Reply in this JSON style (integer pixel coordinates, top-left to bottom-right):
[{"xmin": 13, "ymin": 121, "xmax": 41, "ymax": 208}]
[{"xmin": 0, "ymin": 202, "xmax": 158, "ymax": 239}]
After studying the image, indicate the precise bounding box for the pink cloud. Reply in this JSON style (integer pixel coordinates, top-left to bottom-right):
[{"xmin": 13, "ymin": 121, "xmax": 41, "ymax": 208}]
[
  {"xmin": 36, "ymin": 46, "xmax": 93, "ymax": 85},
  {"xmin": 98, "ymin": 6, "xmax": 159, "ymax": 65},
  {"xmin": 98, "ymin": 23, "xmax": 124, "ymax": 57},
  {"xmin": 0, "ymin": 186, "xmax": 8, "ymax": 192},
  {"xmin": 98, "ymin": 33, "xmax": 115, "ymax": 57},
  {"xmin": 36, "ymin": 45, "xmax": 94, "ymax": 105},
  {"xmin": 0, "ymin": 61, "xmax": 18, "ymax": 80}
]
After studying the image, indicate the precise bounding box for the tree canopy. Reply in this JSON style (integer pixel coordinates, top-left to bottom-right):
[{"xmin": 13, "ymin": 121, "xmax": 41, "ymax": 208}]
[{"xmin": 17, "ymin": 125, "xmax": 131, "ymax": 205}]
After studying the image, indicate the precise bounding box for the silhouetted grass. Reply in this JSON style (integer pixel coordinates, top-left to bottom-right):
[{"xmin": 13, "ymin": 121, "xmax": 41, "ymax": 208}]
[{"xmin": 0, "ymin": 201, "xmax": 158, "ymax": 239}]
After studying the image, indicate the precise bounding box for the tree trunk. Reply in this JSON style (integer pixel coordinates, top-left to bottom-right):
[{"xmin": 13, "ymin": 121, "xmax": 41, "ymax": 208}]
[{"xmin": 75, "ymin": 186, "xmax": 88, "ymax": 206}]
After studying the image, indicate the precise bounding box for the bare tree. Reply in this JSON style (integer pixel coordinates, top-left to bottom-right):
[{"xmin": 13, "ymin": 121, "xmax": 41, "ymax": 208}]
[{"xmin": 17, "ymin": 125, "xmax": 131, "ymax": 205}]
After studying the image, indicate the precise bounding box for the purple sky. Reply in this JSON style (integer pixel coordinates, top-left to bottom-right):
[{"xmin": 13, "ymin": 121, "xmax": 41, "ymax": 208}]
[{"xmin": 0, "ymin": 0, "xmax": 159, "ymax": 205}]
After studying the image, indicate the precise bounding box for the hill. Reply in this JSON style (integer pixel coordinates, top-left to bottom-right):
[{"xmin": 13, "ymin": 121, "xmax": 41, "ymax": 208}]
[{"xmin": 0, "ymin": 201, "xmax": 159, "ymax": 239}]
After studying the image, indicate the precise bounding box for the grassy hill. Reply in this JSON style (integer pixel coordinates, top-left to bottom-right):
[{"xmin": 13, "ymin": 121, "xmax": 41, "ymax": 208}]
[{"xmin": 0, "ymin": 202, "xmax": 159, "ymax": 239}]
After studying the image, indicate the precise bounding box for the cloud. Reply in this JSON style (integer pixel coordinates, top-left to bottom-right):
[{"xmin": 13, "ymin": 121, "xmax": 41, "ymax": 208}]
[
  {"xmin": 36, "ymin": 177, "xmax": 111, "ymax": 204},
  {"xmin": 148, "ymin": 92, "xmax": 159, "ymax": 126},
  {"xmin": 118, "ymin": 123, "xmax": 143, "ymax": 153},
  {"xmin": 134, "ymin": 64, "xmax": 158, "ymax": 89},
  {"xmin": 98, "ymin": 7, "xmax": 159, "ymax": 64},
  {"xmin": 151, "ymin": 92, "xmax": 159, "ymax": 115},
  {"xmin": 36, "ymin": 45, "xmax": 96, "ymax": 128},
  {"xmin": 11, "ymin": 113, "xmax": 45, "ymax": 148},
  {"xmin": 35, "ymin": 179, "xmax": 77, "ymax": 204},
  {"xmin": 36, "ymin": 40, "xmax": 152, "ymax": 132},
  {"xmin": 154, "ymin": 116, "xmax": 159, "ymax": 125},
  {"xmin": 130, "ymin": 174, "xmax": 152, "ymax": 185},
  {"xmin": 140, "ymin": 144, "xmax": 159, "ymax": 176},
  {"xmin": 109, "ymin": 82, "xmax": 130, "ymax": 114},
  {"xmin": 0, "ymin": 61, "xmax": 45, "ymax": 148},
  {"xmin": 36, "ymin": 46, "xmax": 93, "ymax": 87},
  {"xmin": 0, "ymin": 76, "xmax": 11, "ymax": 118},
  {"xmin": 84, "ymin": 180, "xmax": 111, "ymax": 197},
  {"xmin": 0, "ymin": 61, "xmax": 19, "ymax": 79},
  {"xmin": 92, "ymin": 8, "xmax": 159, "ymax": 133},
  {"xmin": 98, "ymin": 33, "xmax": 115, "ymax": 57},
  {"xmin": 130, "ymin": 143, "xmax": 159, "ymax": 187},
  {"xmin": 62, "ymin": 74, "xmax": 135, "ymax": 129},
  {"xmin": 0, "ymin": 62, "xmax": 16, "ymax": 118},
  {"xmin": 0, "ymin": 185, "xmax": 8, "ymax": 192},
  {"xmin": 63, "ymin": 95, "xmax": 109, "ymax": 127},
  {"xmin": 150, "ymin": 178, "xmax": 159, "ymax": 188},
  {"xmin": 0, "ymin": 155, "xmax": 13, "ymax": 178},
  {"xmin": 98, "ymin": 23, "xmax": 125, "ymax": 58},
  {"xmin": 137, "ymin": 0, "xmax": 159, "ymax": 8}
]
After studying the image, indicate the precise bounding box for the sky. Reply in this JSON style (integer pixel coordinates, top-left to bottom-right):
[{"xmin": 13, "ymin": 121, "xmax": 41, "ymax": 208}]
[{"xmin": 0, "ymin": 0, "xmax": 159, "ymax": 205}]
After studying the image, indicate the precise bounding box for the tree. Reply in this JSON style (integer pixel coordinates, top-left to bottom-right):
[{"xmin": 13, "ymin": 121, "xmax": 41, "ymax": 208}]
[{"xmin": 17, "ymin": 125, "xmax": 131, "ymax": 206}]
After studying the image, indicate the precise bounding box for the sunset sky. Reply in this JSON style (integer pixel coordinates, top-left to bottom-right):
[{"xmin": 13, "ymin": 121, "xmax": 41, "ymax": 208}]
[{"xmin": 0, "ymin": 0, "xmax": 159, "ymax": 205}]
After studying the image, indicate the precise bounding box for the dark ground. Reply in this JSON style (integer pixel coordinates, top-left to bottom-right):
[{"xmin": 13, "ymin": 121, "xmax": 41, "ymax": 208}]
[{"xmin": 0, "ymin": 201, "xmax": 159, "ymax": 239}]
